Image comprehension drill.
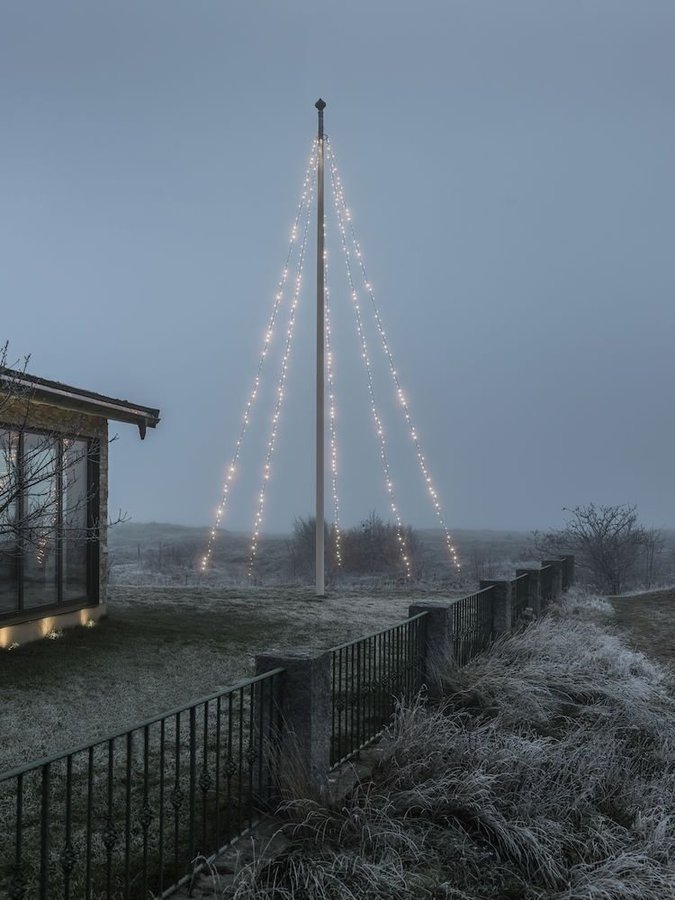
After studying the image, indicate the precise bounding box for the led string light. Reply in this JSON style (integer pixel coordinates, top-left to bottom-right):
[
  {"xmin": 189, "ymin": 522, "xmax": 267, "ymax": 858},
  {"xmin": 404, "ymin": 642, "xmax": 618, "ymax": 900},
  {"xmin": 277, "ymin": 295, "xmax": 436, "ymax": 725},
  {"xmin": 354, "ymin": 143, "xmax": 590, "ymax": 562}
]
[
  {"xmin": 327, "ymin": 138, "xmax": 460, "ymax": 571},
  {"xmin": 247, "ymin": 175, "xmax": 315, "ymax": 579},
  {"xmin": 201, "ymin": 142, "xmax": 317, "ymax": 572},
  {"xmin": 324, "ymin": 252, "xmax": 343, "ymax": 568},
  {"xmin": 327, "ymin": 144, "xmax": 413, "ymax": 580}
]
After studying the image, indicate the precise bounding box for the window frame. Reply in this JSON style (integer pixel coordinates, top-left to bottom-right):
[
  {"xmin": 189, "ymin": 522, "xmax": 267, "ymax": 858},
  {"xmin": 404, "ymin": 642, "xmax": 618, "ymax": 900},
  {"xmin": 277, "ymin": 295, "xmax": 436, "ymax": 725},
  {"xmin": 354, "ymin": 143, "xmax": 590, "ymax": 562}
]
[{"xmin": 0, "ymin": 424, "xmax": 100, "ymax": 621}]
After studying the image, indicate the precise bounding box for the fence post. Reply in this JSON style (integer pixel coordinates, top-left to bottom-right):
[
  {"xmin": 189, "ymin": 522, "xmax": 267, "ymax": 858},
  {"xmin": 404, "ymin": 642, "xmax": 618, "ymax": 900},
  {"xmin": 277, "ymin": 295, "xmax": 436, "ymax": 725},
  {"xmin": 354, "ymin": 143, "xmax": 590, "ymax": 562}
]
[
  {"xmin": 560, "ymin": 555, "xmax": 575, "ymax": 591},
  {"xmin": 480, "ymin": 579, "xmax": 512, "ymax": 637},
  {"xmin": 255, "ymin": 651, "xmax": 331, "ymax": 800},
  {"xmin": 408, "ymin": 602, "xmax": 453, "ymax": 698},
  {"xmin": 542, "ymin": 560, "xmax": 564, "ymax": 600},
  {"xmin": 516, "ymin": 568, "xmax": 542, "ymax": 616}
]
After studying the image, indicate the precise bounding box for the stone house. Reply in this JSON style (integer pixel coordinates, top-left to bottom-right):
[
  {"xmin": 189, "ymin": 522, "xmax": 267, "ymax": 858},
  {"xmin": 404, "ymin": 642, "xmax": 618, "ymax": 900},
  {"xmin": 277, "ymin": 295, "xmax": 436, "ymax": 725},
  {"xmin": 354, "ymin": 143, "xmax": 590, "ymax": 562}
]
[{"xmin": 0, "ymin": 368, "xmax": 160, "ymax": 647}]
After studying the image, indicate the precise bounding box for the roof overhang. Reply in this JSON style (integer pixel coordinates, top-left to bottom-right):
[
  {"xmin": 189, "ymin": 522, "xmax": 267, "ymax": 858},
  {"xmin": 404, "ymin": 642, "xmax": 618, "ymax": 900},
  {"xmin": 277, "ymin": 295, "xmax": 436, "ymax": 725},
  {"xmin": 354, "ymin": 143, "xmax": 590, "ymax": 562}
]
[{"xmin": 0, "ymin": 368, "xmax": 160, "ymax": 439}]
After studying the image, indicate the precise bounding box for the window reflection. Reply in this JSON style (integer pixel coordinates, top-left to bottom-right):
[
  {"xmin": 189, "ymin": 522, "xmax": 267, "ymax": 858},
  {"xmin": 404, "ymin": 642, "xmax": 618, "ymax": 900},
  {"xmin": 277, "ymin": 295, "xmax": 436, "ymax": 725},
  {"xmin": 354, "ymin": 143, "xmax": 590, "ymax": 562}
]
[
  {"xmin": 0, "ymin": 429, "xmax": 97, "ymax": 617},
  {"xmin": 63, "ymin": 439, "xmax": 89, "ymax": 602},
  {"xmin": 0, "ymin": 430, "xmax": 19, "ymax": 613},
  {"xmin": 23, "ymin": 434, "xmax": 58, "ymax": 609}
]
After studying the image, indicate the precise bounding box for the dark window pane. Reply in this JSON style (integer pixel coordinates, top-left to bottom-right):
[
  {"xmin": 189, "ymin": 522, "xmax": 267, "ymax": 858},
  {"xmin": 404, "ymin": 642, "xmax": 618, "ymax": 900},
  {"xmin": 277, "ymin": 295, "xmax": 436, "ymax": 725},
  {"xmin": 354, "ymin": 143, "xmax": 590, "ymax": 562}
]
[
  {"xmin": 23, "ymin": 434, "xmax": 58, "ymax": 609},
  {"xmin": 0, "ymin": 430, "xmax": 19, "ymax": 614},
  {"xmin": 63, "ymin": 439, "xmax": 89, "ymax": 603}
]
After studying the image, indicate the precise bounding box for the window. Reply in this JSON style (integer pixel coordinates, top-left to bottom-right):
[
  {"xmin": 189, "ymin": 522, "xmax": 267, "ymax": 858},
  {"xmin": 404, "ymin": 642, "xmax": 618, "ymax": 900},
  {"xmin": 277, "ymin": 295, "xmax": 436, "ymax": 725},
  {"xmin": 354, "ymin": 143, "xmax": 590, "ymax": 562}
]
[
  {"xmin": 0, "ymin": 427, "xmax": 99, "ymax": 618},
  {"xmin": 0, "ymin": 430, "xmax": 18, "ymax": 614}
]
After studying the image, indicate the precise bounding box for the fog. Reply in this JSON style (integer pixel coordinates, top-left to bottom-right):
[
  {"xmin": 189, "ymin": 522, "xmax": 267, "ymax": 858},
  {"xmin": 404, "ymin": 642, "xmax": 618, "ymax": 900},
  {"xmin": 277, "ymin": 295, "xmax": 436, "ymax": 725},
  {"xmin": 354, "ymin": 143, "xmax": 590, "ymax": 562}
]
[{"xmin": 2, "ymin": 1, "xmax": 674, "ymax": 533}]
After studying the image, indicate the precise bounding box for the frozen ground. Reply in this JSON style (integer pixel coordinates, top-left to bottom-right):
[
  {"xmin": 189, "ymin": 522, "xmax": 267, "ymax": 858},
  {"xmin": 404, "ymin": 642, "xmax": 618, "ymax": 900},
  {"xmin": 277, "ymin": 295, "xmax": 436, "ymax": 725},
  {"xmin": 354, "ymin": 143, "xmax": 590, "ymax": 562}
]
[{"xmin": 0, "ymin": 583, "xmax": 464, "ymax": 773}]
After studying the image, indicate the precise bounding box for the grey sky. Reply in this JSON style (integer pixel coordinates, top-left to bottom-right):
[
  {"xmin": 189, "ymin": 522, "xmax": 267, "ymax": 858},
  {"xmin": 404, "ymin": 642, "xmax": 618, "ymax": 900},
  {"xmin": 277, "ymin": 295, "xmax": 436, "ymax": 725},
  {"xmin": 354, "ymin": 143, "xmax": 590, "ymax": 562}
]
[{"xmin": 1, "ymin": 1, "xmax": 674, "ymax": 534}]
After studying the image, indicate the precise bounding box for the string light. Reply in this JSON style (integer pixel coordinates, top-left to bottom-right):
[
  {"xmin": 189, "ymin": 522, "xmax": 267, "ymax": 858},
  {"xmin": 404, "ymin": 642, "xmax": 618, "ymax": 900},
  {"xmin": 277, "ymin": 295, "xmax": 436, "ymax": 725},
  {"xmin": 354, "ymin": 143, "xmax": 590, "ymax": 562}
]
[
  {"xmin": 201, "ymin": 141, "xmax": 318, "ymax": 572},
  {"xmin": 327, "ymin": 143, "xmax": 412, "ymax": 580},
  {"xmin": 247, "ymin": 173, "xmax": 315, "ymax": 579},
  {"xmin": 324, "ymin": 251, "xmax": 343, "ymax": 568},
  {"xmin": 328, "ymin": 138, "xmax": 461, "ymax": 572}
]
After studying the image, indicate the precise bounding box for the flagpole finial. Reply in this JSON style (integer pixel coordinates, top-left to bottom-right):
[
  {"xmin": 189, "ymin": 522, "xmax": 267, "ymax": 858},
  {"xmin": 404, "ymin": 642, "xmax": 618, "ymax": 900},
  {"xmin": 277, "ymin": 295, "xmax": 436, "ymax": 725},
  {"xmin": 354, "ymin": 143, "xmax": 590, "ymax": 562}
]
[{"xmin": 315, "ymin": 99, "xmax": 326, "ymax": 139}]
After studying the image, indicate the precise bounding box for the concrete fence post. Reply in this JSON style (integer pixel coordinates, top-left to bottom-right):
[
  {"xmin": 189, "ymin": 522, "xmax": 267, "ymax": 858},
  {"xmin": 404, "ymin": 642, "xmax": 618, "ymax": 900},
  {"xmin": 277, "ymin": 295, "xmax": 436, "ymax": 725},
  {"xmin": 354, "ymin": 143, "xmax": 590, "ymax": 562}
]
[
  {"xmin": 560, "ymin": 555, "xmax": 575, "ymax": 591},
  {"xmin": 542, "ymin": 560, "xmax": 564, "ymax": 601},
  {"xmin": 480, "ymin": 580, "xmax": 512, "ymax": 637},
  {"xmin": 408, "ymin": 601, "xmax": 454, "ymax": 698},
  {"xmin": 255, "ymin": 650, "xmax": 331, "ymax": 800},
  {"xmin": 515, "ymin": 568, "xmax": 542, "ymax": 616}
]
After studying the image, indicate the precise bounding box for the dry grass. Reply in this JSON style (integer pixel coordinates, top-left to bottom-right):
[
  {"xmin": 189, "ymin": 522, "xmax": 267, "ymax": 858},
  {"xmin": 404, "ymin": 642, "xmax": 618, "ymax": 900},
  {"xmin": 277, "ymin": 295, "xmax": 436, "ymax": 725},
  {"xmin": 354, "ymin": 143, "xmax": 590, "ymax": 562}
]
[
  {"xmin": 224, "ymin": 590, "xmax": 675, "ymax": 899},
  {"xmin": 610, "ymin": 587, "xmax": 675, "ymax": 670}
]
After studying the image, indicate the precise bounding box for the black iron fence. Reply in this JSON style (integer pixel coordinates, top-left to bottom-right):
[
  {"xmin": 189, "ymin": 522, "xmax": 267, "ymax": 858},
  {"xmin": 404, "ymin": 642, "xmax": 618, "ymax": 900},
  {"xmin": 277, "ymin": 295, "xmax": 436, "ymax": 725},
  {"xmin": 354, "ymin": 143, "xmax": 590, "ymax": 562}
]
[
  {"xmin": 0, "ymin": 668, "xmax": 283, "ymax": 900},
  {"xmin": 2, "ymin": 555, "xmax": 574, "ymax": 896},
  {"xmin": 540, "ymin": 564, "xmax": 553, "ymax": 605},
  {"xmin": 450, "ymin": 586, "xmax": 495, "ymax": 666},
  {"xmin": 329, "ymin": 613, "xmax": 427, "ymax": 768},
  {"xmin": 511, "ymin": 572, "xmax": 530, "ymax": 627}
]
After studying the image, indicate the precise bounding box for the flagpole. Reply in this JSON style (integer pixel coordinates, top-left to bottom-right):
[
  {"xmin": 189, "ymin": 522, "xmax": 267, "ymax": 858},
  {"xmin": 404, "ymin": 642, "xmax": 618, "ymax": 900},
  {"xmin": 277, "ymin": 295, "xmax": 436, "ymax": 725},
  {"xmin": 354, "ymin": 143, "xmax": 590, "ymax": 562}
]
[{"xmin": 315, "ymin": 98, "xmax": 326, "ymax": 597}]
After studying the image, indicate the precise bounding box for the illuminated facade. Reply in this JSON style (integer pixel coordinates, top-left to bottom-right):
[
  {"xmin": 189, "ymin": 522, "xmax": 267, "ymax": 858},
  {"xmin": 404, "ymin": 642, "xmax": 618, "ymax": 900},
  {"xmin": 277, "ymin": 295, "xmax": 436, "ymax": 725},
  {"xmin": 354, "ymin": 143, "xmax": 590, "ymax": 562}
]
[{"xmin": 0, "ymin": 369, "xmax": 159, "ymax": 647}]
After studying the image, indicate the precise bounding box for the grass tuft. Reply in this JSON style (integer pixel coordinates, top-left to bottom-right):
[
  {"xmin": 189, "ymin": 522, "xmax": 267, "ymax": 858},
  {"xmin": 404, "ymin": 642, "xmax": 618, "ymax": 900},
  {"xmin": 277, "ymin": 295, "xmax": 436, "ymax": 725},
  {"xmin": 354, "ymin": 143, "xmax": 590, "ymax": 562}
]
[{"xmin": 222, "ymin": 589, "xmax": 675, "ymax": 898}]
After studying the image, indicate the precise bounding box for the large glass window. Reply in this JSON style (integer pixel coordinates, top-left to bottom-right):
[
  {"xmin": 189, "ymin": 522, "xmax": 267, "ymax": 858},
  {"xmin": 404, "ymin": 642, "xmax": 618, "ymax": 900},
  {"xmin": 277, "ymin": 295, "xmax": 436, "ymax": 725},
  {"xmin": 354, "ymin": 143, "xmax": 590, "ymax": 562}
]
[
  {"xmin": 0, "ymin": 430, "xmax": 19, "ymax": 614},
  {"xmin": 23, "ymin": 434, "xmax": 59, "ymax": 609},
  {"xmin": 63, "ymin": 439, "xmax": 89, "ymax": 603},
  {"xmin": 0, "ymin": 428, "xmax": 98, "ymax": 618}
]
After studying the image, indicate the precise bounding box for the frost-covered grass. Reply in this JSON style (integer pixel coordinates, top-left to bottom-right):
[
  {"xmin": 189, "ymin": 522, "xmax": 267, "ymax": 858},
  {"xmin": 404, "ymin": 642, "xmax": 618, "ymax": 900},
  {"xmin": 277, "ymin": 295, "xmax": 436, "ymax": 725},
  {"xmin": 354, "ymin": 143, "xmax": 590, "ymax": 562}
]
[
  {"xmin": 0, "ymin": 584, "xmax": 463, "ymax": 773},
  {"xmin": 226, "ymin": 590, "xmax": 675, "ymax": 899}
]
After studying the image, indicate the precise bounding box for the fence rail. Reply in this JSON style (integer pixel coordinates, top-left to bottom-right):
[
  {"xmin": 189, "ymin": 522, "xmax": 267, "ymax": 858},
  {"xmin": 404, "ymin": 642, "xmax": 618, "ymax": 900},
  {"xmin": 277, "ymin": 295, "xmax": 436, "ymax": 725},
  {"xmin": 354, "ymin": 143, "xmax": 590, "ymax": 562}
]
[
  {"xmin": 0, "ymin": 669, "xmax": 283, "ymax": 900},
  {"xmin": 450, "ymin": 587, "xmax": 495, "ymax": 666},
  {"xmin": 329, "ymin": 613, "xmax": 427, "ymax": 768}
]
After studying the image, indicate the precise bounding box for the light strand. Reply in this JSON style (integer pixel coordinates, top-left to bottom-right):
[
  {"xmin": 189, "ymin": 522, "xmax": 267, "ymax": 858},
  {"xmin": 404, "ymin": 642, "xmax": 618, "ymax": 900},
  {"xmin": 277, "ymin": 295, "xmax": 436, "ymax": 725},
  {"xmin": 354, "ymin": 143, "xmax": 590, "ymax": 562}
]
[
  {"xmin": 327, "ymin": 142, "xmax": 413, "ymax": 580},
  {"xmin": 324, "ymin": 251, "xmax": 343, "ymax": 569},
  {"xmin": 328, "ymin": 138, "xmax": 460, "ymax": 571},
  {"xmin": 201, "ymin": 141, "xmax": 317, "ymax": 572},
  {"xmin": 247, "ymin": 173, "xmax": 315, "ymax": 579}
]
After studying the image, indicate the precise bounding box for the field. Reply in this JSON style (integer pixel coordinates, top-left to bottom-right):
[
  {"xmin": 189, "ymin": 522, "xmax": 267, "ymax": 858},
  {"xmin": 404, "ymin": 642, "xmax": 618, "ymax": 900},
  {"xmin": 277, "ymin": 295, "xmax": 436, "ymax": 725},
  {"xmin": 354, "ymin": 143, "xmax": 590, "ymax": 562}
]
[
  {"xmin": 0, "ymin": 583, "xmax": 466, "ymax": 774},
  {"xmin": 611, "ymin": 587, "xmax": 675, "ymax": 670}
]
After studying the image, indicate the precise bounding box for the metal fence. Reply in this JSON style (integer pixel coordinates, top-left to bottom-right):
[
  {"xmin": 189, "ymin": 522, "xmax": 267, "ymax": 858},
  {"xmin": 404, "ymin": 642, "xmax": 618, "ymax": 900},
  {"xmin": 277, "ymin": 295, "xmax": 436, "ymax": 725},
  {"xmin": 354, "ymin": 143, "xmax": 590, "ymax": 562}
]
[
  {"xmin": 450, "ymin": 587, "xmax": 495, "ymax": 666},
  {"xmin": 511, "ymin": 572, "xmax": 530, "ymax": 627},
  {"xmin": 329, "ymin": 613, "xmax": 427, "ymax": 768},
  {"xmin": 0, "ymin": 668, "xmax": 283, "ymax": 900},
  {"xmin": 540, "ymin": 564, "xmax": 553, "ymax": 605}
]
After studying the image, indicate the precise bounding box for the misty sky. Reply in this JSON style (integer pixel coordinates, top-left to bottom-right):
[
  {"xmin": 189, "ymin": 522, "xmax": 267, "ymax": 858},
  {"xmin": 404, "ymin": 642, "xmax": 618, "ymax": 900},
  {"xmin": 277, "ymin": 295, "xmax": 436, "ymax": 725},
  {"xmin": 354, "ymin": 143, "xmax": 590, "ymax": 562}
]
[{"xmin": 2, "ymin": 1, "xmax": 674, "ymax": 535}]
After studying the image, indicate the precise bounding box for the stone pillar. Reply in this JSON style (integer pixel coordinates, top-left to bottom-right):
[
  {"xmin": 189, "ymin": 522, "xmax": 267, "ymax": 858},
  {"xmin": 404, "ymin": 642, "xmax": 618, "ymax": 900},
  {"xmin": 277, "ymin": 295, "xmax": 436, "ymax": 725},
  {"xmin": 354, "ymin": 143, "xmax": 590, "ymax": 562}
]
[
  {"xmin": 516, "ymin": 568, "xmax": 542, "ymax": 616},
  {"xmin": 408, "ymin": 601, "xmax": 454, "ymax": 698},
  {"xmin": 255, "ymin": 651, "xmax": 331, "ymax": 800},
  {"xmin": 560, "ymin": 555, "xmax": 575, "ymax": 591},
  {"xmin": 480, "ymin": 579, "xmax": 512, "ymax": 637},
  {"xmin": 542, "ymin": 560, "xmax": 564, "ymax": 601}
]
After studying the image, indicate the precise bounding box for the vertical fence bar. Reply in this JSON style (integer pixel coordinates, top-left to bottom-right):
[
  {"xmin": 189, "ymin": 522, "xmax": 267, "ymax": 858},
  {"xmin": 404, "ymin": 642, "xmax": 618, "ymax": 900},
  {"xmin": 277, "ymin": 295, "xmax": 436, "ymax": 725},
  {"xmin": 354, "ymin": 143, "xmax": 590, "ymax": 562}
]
[
  {"xmin": 124, "ymin": 731, "xmax": 132, "ymax": 897},
  {"xmin": 158, "ymin": 718, "xmax": 166, "ymax": 897},
  {"xmin": 62, "ymin": 755, "xmax": 73, "ymax": 900},
  {"xmin": 188, "ymin": 706, "xmax": 197, "ymax": 866},
  {"xmin": 13, "ymin": 772, "xmax": 24, "ymax": 900},
  {"xmin": 39, "ymin": 763, "xmax": 50, "ymax": 900}
]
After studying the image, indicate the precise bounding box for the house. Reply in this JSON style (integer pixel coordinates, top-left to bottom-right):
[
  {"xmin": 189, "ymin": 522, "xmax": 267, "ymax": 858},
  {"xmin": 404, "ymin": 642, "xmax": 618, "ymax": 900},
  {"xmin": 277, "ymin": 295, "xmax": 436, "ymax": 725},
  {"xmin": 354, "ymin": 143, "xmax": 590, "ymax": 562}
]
[{"xmin": 0, "ymin": 367, "xmax": 160, "ymax": 647}]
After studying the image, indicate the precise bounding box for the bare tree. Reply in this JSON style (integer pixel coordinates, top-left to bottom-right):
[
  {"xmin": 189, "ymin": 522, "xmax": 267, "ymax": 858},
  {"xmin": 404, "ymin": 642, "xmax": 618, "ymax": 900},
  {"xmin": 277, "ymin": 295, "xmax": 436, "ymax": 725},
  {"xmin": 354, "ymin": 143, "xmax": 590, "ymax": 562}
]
[
  {"xmin": 533, "ymin": 503, "xmax": 659, "ymax": 595},
  {"xmin": 1, "ymin": 344, "xmax": 130, "ymax": 611}
]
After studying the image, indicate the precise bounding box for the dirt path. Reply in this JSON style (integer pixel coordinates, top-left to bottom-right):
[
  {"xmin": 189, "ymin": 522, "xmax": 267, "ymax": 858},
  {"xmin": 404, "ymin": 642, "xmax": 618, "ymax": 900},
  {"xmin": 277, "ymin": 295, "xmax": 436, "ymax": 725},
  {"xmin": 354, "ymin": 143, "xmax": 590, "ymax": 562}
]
[{"xmin": 609, "ymin": 588, "xmax": 675, "ymax": 671}]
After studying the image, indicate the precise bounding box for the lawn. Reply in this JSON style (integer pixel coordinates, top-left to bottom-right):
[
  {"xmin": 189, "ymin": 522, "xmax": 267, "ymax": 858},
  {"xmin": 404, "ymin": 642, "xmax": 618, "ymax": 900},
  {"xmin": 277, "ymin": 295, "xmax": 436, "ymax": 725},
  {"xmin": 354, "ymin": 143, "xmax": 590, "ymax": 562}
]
[
  {"xmin": 610, "ymin": 587, "xmax": 675, "ymax": 670},
  {"xmin": 0, "ymin": 584, "xmax": 463, "ymax": 774}
]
